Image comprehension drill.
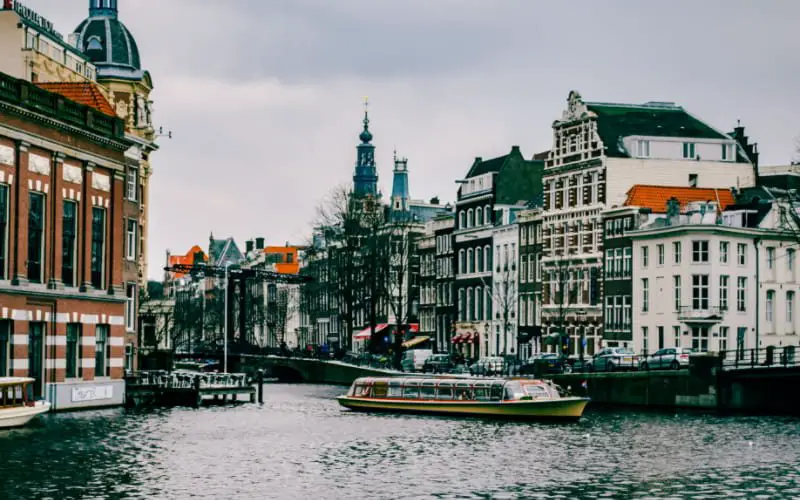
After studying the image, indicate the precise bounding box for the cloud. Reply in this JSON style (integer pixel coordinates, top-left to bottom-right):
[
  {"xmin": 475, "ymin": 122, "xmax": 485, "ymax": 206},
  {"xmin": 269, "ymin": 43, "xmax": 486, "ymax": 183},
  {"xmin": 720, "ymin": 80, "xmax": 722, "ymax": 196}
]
[{"xmin": 20, "ymin": 0, "xmax": 800, "ymax": 279}]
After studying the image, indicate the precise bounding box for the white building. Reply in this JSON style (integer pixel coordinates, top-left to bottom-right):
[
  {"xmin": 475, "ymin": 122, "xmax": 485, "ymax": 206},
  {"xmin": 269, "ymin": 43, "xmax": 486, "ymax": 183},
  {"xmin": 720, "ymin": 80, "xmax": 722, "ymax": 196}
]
[
  {"xmin": 631, "ymin": 193, "xmax": 800, "ymax": 358},
  {"xmin": 489, "ymin": 207, "xmax": 520, "ymax": 357}
]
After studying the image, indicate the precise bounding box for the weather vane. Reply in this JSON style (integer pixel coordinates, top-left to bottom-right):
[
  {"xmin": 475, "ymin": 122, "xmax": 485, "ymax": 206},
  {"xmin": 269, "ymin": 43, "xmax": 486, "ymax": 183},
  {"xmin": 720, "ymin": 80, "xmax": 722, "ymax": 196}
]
[{"xmin": 364, "ymin": 96, "xmax": 369, "ymax": 112}]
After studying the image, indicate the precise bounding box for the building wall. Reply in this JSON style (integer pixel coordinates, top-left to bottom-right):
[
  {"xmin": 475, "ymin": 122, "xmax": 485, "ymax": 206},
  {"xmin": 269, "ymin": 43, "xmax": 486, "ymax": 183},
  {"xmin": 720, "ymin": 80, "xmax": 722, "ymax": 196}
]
[
  {"xmin": 632, "ymin": 228, "xmax": 800, "ymax": 355},
  {"xmin": 490, "ymin": 223, "xmax": 518, "ymax": 356},
  {"xmin": 0, "ymin": 12, "xmax": 25, "ymax": 79}
]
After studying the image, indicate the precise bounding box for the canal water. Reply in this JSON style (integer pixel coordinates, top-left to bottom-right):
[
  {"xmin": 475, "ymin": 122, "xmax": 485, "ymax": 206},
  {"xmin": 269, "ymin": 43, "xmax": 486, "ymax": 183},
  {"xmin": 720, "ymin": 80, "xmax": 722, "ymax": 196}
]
[{"xmin": 1, "ymin": 384, "xmax": 799, "ymax": 499}]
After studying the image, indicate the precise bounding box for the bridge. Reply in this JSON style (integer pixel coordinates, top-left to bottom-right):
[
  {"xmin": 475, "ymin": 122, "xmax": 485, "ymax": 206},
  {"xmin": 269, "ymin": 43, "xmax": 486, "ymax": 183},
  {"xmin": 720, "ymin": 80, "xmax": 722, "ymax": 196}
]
[{"xmin": 239, "ymin": 355, "xmax": 406, "ymax": 385}]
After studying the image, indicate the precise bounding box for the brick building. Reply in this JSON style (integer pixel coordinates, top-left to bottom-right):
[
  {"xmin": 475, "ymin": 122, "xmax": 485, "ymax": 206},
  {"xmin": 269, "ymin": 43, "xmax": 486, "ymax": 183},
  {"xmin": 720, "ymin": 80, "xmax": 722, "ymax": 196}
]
[{"xmin": 0, "ymin": 71, "xmax": 133, "ymax": 410}]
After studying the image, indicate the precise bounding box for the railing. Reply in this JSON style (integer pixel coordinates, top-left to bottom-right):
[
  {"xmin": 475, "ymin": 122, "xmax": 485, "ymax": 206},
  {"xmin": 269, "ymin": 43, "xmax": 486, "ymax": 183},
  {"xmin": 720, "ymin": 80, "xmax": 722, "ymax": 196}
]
[
  {"xmin": 126, "ymin": 370, "xmax": 249, "ymax": 389},
  {"xmin": 678, "ymin": 306, "xmax": 725, "ymax": 321},
  {"xmin": 719, "ymin": 347, "xmax": 799, "ymax": 370}
]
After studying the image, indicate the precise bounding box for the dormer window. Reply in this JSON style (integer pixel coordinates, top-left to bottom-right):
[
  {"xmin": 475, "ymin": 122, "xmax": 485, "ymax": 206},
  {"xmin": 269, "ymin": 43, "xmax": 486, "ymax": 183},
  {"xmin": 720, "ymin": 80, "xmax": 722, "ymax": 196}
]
[
  {"xmin": 683, "ymin": 142, "xmax": 696, "ymax": 159},
  {"xmin": 86, "ymin": 36, "xmax": 103, "ymax": 51},
  {"xmin": 637, "ymin": 140, "xmax": 650, "ymax": 158},
  {"xmin": 721, "ymin": 143, "xmax": 732, "ymax": 161}
]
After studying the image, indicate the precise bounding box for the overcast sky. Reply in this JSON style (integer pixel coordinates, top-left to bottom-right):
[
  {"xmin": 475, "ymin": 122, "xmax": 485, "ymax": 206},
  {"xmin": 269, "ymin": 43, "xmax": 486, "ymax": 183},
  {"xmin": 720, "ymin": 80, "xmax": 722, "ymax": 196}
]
[{"xmin": 25, "ymin": 0, "xmax": 800, "ymax": 279}]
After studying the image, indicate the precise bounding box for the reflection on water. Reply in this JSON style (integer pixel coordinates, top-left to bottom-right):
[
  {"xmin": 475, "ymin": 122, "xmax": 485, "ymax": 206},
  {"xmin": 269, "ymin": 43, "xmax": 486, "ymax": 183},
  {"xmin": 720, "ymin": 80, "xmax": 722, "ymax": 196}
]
[{"xmin": 1, "ymin": 384, "xmax": 799, "ymax": 499}]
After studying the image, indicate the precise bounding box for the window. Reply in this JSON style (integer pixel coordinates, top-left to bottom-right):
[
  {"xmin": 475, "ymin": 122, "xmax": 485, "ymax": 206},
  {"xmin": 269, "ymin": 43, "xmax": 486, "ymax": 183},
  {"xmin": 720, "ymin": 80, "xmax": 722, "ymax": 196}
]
[
  {"xmin": 787, "ymin": 291, "xmax": 795, "ymax": 325},
  {"xmin": 459, "ymin": 210, "xmax": 466, "ymax": 229},
  {"xmin": 673, "ymin": 275, "xmax": 681, "ymax": 311},
  {"xmin": 688, "ymin": 173, "xmax": 698, "ymax": 187},
  {"xmin": 721, "ymin": 143, "xmax": 731, "ymax": 161},
  {"xmin": 527, "ymin": 255, "xmax": 534, "ymax": 282},
  {"xmin": 719, "ymin": 275, "xmax": 729, "ymax": 310},
  {"xmin": 673, "ymin": 241, "xmax": 681, "ymax": 264},
  {"xmin": 66, "ymin": 323, "xmax": 81, "ymax": 379},
  {"xmin": 767, "ymin": 247, "xmax": 775, "ymax": 270},
  {"xmin": 485, "ymin": 205, "xmax": 491, "ymax": 224},
  {"xmin": 95, "ymin": 325, "xmax": 109, "ymax": 377},
  {"xmin": 62, "ymin": 200, "xmax": 78, "ymax": 287},
  {"xmin": 623, "ymin": 296, "xmax": 631, "ymax": 329},
  {"xmin": 476, "ymin": 207, "xmax": 483, "ymax": 226},
  {"xmin": 673, "ymin": 326, "xmax": 681, "ymax": 348},
  {"xmin": 692, "ymin": 241, "xmax": 709, "ymax": 263},
  {"xmin": 476, "ymin": 247, "xmax": 483, "ymax": 273},
  {"xmin": 0, "ymin": 185, "xmax": 7, "ymax": 280},
  {"xmin": 458, "ymin": 289, "xmax": 465, "ymax": 321},
  {"xmin": 657, "ymin": 244, "xmax": 664, "ymax": 265},
  {"xmin": 466, "ymin": 287, "xmax": 473, "ymax": 321},
  {"xmin": 614, "ymin": 249, "xmax": 622, "ymax": 278},
  {"xmin": 467, "ymin": 209, "xmax": 474, "ymax": 227},
  {"xmin": 0, "ymin": 320, "xmax": 9, "ymax": 377},
  {"xmin": 126, "ymin": 165, "xmax": 138, "ymax": 201},
  {"xmin": 692, "ymin": 275, "xmax": 709, "ymax": 310},
  {"xmin": 719, "ymin": 326, "xmax": 728, "ymax": 352},
  {"xmin": 766, "ymin": 290, "xmax": 775, "ymax": 323},
  {"xmin": 719, "ymin": 242, "xmax": 729, "ymax": 264},
  {"xmin": 641, "ymin": 278, "xmax": 649, "ymax": 312},
  {"xmin": 683, "ymin": 143, "xmax": 696, "ymax": 159},
  {"xmin": 459, "ymin": 249, "xmax": 465, "ymax": 274},
  {"xmin": 91, "ymin": 207, "xmax": 106, "ymax": 289},
  {"xmin": 737, "ymin": 243, "xmax": 746, "ymax": 265},
  {"xmin": 605, "ymin": 250, "xmax": 612, "ymax": 278},
  {"xmin": 520, "ymin": 253, "xmax": 527, "ymax": 282},
  {"xmin": 737, "ymin": 277, "xmax": 747, "ymax": 312},
  {"xmin": 126, "ymin": 284, "xmax": 136, "ymax": 331},
  {"xmin": 475, "ymin": 287, "xmax": 483, "ymax": 321},
  {"xmin": 642, "ymin": 327, "xmax": 649, "ymax": 355},
  {"xmin": 467, "ymin": 248, "xmax": 474, "ymax": 274},
  {"xmin": 637, "ymin": 139, "xmax": 650, "ymax": 158},
  {"xmin": 485, "ymin": 245, "xmax": 492, "ymax": 272},
  {"xmin": 641, "ymin": 246, "xmax": 649, "ymax": 268},
  {"xmin": 28, "ymin": 192, "xmax": 45, "ymax": 283},
  {"xmin": 691, "ymin": 327, "xmax": 709, "ymax": 352},
  {"xmin": 789, "ymin": 249, "xmax": 796, "ymax": 275}
]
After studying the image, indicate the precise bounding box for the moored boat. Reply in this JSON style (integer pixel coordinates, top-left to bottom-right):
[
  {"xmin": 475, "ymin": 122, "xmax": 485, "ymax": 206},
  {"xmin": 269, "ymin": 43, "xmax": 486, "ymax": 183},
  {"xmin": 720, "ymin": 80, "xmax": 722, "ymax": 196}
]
[
  {"xmin": 0, "ymin": 377, "xmax": 51, "ymax": 429},
  {"xmin": 337, "ymin": 377, "xmax": 590, "ymax": 420}
]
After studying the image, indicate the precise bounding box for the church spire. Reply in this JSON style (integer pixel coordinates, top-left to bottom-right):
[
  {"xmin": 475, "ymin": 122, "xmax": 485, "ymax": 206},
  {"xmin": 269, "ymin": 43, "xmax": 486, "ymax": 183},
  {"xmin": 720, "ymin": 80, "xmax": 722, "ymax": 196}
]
[
  {"xmin": 89, "ymin": 0, "xmax": 118, "ymax": 18},
  {"xmin": 353, "ymin": 97, "xmax": 378, "ymax": 198},
  {"xmin": 390, "ymin": 153, "xmax": 410, "ymax": 222}
]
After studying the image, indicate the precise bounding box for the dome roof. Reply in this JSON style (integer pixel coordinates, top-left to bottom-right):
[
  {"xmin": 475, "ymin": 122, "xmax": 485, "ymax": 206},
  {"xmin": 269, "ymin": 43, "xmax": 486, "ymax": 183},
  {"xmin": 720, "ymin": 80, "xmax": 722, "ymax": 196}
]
[{"xmin": 73, "ymin": 5, "xmax": 143, "ymax": 80}]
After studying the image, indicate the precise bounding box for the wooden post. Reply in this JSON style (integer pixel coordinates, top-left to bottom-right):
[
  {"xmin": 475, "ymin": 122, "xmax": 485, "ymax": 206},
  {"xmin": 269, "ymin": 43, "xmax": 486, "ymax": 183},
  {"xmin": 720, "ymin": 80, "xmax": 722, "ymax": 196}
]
[
  {"xmin": 193, "ymin": 375, "xmax": 201, "ymax": 408},
  {"xmin": 257, "ymin": 370, "xmax": 264, "ymax": 404}
]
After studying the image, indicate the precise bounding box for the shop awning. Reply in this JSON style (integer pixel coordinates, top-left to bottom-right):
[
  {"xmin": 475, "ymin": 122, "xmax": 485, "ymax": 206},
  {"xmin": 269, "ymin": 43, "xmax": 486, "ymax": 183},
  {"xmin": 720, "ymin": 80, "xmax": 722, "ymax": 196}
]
[
  {"xmin": 402, "ymin": 336, "xmax": 430, "ymax": 349},
  {"xmin": 451, "ymin": 333, "xmax": 465, "ymax": 344},
  {"xmin": 353, "ymin": 323, "xmax": 390, "ymax": 341}
]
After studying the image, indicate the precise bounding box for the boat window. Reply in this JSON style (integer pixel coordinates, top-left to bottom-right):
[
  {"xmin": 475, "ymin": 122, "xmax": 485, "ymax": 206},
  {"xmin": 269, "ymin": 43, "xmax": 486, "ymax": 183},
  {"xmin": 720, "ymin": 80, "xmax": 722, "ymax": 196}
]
[
  {"xmin": 504, "ymin": 381, "xmax": 525, "ymax": 400},
  {"xmin": 490, "ymin": 383, "xmax": 504, "ymax": 401},
  {"xmin": 455, "ymin": 386, "xmax": 474, "ymax": 400},
  {"xmin": 420, "ymin": 384, "xmax": 436, "ymax": 399},
  {"xmin": 354, "ymin": 384, "xmax": 372, "ymax": 397},
  {"xmin": 373, "ymin": 383, "xmax": 388, "ymax": 398},
  {"xmin": 402, "ymin": 384, "xmax": 419, "ymax": 399},
  {"xmin": 523, "ymin": 384, "xmax": 549, "ymax": 399},
  {"xmin": 474, "ymin": 387, "xmax": 490, "ymax": 401},
  {"xmin": 437, "ymin": 385, "xmax": 453, "ymax": 400},
  {"xmin": 387, "ymin": 384, "xmax": 403, "ymax": 398}
]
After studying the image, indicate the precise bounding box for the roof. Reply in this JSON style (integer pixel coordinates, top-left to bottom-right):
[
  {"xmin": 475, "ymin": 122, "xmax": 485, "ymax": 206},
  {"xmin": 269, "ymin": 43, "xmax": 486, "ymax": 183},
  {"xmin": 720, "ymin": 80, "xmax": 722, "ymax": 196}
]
[
  {"xmin": 209, "ymin": 236, "xmax": 244, "ymax": 267},
  {"xmin": 466, "ymin": 154, "xmax": 508, "ymax": 178},
  {"xmin": 624, "ymin": 185, "xmax": 736, "ymax": 213},
  {"xmin": 35, "ymin": 82, "xmax": 115, "ymax": 116},
  {"xmin": 586, "ymin": 102, "xmax": 729, "ymax": 158},
  {"xmin": 74, "ymin": 14, "xmax": 143, "ymax": 79},
  {"xmin": 168, "ymin": 245, "xmax": 207, "ymax": 278}
]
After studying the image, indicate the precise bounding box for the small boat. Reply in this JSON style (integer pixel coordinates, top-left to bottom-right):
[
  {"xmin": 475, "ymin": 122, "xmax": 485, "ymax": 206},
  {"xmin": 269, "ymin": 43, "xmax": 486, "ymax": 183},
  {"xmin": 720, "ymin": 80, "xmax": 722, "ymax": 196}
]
[
  {"xmin": 0, "ymin": 377, "xmax": 51, "ymax": 429},
  {"xmin": 337, "ymin": 377, "xmax": 590, "ymax": 420}
]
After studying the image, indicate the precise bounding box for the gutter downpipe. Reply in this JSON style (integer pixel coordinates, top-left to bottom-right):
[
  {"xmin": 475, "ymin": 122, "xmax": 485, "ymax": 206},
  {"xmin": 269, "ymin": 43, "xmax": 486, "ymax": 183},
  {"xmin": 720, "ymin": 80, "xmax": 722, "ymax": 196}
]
[{"xmin": 754, "ymin": 236, "xmax": 761, "ymax": 365}]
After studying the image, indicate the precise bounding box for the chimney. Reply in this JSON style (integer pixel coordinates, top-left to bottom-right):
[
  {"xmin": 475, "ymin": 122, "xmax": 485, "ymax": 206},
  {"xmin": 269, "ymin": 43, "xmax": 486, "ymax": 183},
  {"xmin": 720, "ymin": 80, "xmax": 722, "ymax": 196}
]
[
  {"xmin": 245, "ymin": 240, "xmax": 254, "ymax": 254},
  {"xmin": 430, "ymin": 196, "xmax": 440, "ymax": 205},
  {"xmin": 255, "ymin": 237, "xmax": 265, "ymax": 250},
  {"xmin": 510, "ymin": 145, "xmax": 521, "ymax": 154},
  {"xmin": 666, "ymin": 197, "xmax": 681, "ymax": 224}
]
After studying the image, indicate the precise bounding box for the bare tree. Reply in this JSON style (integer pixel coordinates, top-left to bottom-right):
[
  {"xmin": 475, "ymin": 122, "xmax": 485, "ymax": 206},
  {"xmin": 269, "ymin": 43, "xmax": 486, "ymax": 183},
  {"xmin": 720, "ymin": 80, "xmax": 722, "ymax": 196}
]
[{"xmin": 546, "ymin": 251, "xmax": 578, "ymax": 356}]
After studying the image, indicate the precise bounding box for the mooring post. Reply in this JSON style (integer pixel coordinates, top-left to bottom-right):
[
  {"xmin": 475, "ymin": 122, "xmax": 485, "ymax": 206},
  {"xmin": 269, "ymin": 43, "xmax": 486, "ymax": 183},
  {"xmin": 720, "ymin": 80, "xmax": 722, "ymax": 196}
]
[
  {"xmin": 257, "ymin": 370, "xmax": 264, "ymax": 404},
  {"xmin": 193, "ymin": 375, "xmax": 202, "ymax": 408}
]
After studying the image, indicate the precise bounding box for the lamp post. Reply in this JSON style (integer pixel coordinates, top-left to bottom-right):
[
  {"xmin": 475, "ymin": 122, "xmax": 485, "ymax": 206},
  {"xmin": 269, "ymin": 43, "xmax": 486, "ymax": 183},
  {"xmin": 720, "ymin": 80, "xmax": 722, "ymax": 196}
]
[
  {"xmin": 223, "ymin": 262, "xmax": 231, "ymax": 373},
  {"xmin": 483, "ymin": 322, "xmax": 490, "ymax": 360},
  {"xmin": 577, "ymin": 309, "xmax": 587, "ymax": 365}
]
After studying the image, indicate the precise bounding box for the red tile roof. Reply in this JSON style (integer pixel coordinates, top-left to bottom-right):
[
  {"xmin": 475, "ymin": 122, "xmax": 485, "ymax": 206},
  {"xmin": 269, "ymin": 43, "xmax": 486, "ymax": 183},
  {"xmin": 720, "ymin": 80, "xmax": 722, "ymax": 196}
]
[
  {"xmin": 169, "ymin": 245, "xmax": 207, "ymax": 278},
  {"xmin": 624, "ymin": 185, "xmax": 736, "ymax": 213},
  {"xmin": 35, "ymin": 82, "xmax": 116, "ymax": 117}
]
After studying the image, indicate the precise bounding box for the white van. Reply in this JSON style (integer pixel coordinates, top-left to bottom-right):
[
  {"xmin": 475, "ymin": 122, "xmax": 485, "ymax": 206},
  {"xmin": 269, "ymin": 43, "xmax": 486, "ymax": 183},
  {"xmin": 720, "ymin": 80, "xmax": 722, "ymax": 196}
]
[{"xmin": 401, "ymin": 349, "xmax": 433, "ymax": 372}]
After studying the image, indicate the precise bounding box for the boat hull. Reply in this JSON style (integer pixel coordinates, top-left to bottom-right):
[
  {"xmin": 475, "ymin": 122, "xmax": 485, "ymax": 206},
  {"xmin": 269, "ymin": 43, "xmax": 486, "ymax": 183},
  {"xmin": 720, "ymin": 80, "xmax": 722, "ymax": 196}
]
[
  {"xmin": 0, "ymin": 402, "xmax": 51, "ymax": 429},
  {"xmin": 337, "ymin": 396, "xmax": 589, "ymax": 420}
]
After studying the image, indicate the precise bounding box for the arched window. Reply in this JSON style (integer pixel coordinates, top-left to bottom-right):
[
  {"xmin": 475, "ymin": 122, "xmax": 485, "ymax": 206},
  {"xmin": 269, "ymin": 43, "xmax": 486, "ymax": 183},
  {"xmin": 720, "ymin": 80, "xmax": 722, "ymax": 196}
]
[
  {"xmin": 459, "ymin": 210, "xmax": 466, "ymax": 229},
  {"xmin": 476, "ymin": 247, "xmax": 483, "ymax": 272},
  {"xmin": 458, "ymin": 289, "xmax": 466, "ymax": 321},
  {"xmin": 476, "ymin": 207, "xmax": 483, "ymax": 226},
  {"xmin": 468, "ymin": 209, "xmax": 474, "ymax": 228},
  {"xmin": 486, "ymin": 287, "xmax": 493, "ymax": 319},
  {"xmin": 476, "ymin": 287, "xmax": 483, "ymax": 321},
  {"xmin": 485, "ymin": 245, "xmax": 492, "ymax": 271},
  {"xmin": 459, "ymin": 249, "xmax": 466, "ymax": 274},
  {"xmin": 467, "ymin": 287, "xmax": 474, "ymax": 321},
  {"xmin": 467, "ymin": 248, "xmax": 474, "ymax": 273},
  {"xmin": 485, "ymin": 205, "xmax": 491, "ymax": 225}
]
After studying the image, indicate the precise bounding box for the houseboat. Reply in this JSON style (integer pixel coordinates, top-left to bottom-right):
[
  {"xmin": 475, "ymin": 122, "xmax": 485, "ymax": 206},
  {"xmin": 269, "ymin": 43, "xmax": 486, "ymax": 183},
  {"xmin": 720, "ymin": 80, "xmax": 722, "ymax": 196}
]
[
  {"xmin": 0, "ymin": 378, "xmax": 51, "ymax": 429},
  {"xmin": 337, "ymin": 377, "xmax": 590, "ymax": 420}
]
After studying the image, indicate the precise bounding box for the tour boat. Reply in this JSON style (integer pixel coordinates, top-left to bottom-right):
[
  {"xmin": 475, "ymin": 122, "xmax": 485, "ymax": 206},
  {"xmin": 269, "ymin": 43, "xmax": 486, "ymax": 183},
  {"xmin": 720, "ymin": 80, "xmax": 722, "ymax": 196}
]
[
  {"xmin": 337, "ymin": 377, "xmax": 590, "ymax": 420},
  {"xmin": 0, "ymin": 377, "xmax": 51, "ymax": 429}
]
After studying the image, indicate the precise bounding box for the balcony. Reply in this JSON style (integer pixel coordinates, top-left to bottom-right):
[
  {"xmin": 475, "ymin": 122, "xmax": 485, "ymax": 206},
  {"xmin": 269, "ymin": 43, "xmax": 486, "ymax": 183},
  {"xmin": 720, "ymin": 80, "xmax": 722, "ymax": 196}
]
[{"xmin": 678, "ymin": 306, "xmax": 725, "ymax": 323}]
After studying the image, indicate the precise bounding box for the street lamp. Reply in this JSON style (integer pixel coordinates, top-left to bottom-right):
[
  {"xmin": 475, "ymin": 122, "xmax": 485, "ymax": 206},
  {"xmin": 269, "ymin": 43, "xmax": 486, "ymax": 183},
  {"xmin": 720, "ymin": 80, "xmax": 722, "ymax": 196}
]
[
  {"xmin": 577, "ymin": 309, "xmax": 587, "ymax": 365},
  {"xmin": 483, "ymin": 322, "xmax": 490, "ymax": 360},
  {"xmin": 223, "ymin": 262, "xmax": 231, "ymax": 373}
]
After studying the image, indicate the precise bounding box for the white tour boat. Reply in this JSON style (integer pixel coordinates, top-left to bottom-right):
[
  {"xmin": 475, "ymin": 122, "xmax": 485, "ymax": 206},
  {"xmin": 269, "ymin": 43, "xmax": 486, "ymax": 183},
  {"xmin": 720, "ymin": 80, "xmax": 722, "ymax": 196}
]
[{"xmin": 0, "ymin": 377, "xmax": 51, "ymax": 429}]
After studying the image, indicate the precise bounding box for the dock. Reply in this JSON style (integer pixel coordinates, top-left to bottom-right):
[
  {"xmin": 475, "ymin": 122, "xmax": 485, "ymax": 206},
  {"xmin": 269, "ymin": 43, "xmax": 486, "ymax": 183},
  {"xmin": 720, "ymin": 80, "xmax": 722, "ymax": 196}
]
[{"xmin": 125, "ymin": 371, "xmax": 261, "ymax": 408}]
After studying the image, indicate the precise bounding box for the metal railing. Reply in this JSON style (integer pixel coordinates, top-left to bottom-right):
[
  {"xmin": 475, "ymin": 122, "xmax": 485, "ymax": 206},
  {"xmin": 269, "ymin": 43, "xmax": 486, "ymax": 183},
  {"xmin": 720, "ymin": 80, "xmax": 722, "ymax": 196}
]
[
  {"xmin": 719, "ymin": 346, "xmax": 799, "ymax": 370},
  {"xmin": 126, "ymin": 371, "xmax": 249, "ymax": 389},
  {"xmin": 678, "ymin": 306, "xmax": 725, "ymax": 321}
]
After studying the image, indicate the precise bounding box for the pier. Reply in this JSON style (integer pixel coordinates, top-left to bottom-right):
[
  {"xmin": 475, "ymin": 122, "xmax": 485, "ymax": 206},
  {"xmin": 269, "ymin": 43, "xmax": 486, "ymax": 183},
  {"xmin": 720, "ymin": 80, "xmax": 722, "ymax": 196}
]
[{"xmin": 125, "ymin": 371, "xmax": 259, "ymax": 408}]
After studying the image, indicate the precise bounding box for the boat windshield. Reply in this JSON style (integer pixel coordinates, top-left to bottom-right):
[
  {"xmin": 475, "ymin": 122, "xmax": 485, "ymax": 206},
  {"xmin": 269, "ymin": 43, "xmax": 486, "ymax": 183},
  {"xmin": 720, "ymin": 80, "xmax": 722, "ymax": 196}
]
[
  {"xmin": 504, "ymin": 381, "xmax": 525, "ymax": 400},
  {"xmin": 0, "ymin": 383, "xmax": 27, "ymax": 408},
  {"xmin": 522, "ymin": 383, "xmax": 551, "ymax": 399}
]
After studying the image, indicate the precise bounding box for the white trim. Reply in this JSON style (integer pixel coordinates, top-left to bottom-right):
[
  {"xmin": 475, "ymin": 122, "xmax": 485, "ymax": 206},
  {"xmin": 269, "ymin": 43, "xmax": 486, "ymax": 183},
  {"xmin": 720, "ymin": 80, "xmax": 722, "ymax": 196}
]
[
  {"xmin": 1, "ymin": 307, "xmax": 7, "ymax": 319},
  {"xmin": 109, "ymin": 337, "xmax": 124, "ymax": 347},
  {"xmin": 108, "ymin": 316, "xmax": 125, "ymax": 326},
  {"xmin": 81, "ymin": 336, "xmax": 96, "ymax": 347},
  {"xmin": 45, "ymin": 359, "xmax": 67, "ymax": 369},
  {"xmin": 55, "ymin": 313, "xmax": 70, "ymax": 324},
  {"xmin": 12, "ymin": 359, "xmax": 29, "ymax": 370},
  {"xmin": 46, "ymin": 335, "xmax": 67, "ymax": 346},
  {"xmin": 80, "ymin": 314, "xmax": 99, "ymax": 325},
  {"xmin": 80, "ymin": 358, "xmax": 96, "ymax": 368},
  {"xmin": 11, "ymin": 310, "xmax": 28, "ymax": 321},
  {"xmin": 109, "ymin": 358, "xmax": 124, "ymax": 368},
  {"xmin": 11, "ymin": 334, "xmax": 28, "ymax": 345}
]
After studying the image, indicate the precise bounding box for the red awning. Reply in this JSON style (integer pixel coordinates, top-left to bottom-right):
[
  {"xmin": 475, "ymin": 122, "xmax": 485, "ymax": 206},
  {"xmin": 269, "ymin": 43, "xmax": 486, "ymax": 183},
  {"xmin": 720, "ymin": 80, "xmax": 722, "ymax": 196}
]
[
  {"xmin": 353, "ymin": 323, "xmax": 390, "ymax": 340},
  {"xmin": 451, "ymin": 333, "xmax": 464, "ymax": 344}
]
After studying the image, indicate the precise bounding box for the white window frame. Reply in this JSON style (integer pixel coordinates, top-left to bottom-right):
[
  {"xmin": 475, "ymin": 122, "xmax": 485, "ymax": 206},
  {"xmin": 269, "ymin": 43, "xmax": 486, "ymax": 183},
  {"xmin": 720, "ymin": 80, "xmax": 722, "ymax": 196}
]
[
  {"xmin": 125, "ymin": 218, "xmax": 137, "ymax": 261},
  {"xmin": 125, "ymin": 283, "xmax": 136, "ymax": 332}
]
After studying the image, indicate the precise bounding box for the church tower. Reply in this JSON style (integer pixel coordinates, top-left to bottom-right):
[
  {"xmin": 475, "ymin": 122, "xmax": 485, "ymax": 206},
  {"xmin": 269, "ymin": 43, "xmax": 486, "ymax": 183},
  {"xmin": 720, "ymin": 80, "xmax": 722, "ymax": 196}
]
[
  {"xmin": 390, "ymin": 153, "xmax": 410, "ymax": 222},
  {"xmin": 352, "ymin": 99, "xmax": 378, "ymax": 198}
]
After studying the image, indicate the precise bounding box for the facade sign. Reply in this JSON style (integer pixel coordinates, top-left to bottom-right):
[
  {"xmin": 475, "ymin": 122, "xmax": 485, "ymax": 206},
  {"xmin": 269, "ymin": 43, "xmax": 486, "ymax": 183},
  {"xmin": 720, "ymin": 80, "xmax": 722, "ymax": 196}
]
[
  {"xmin": 63, "ymin": 164, "xmax": 83, "ymax": 184},
  {"xmin": 91, "ymin": 172, "xmax": 111, "ymax": 192},
  {"xmin": 0, "ymin": 144, "xmax": 14, "ymax": 166},
  {"xmin": 28, "ymin": 153, "xmax": 51, "ymax": 175},
  {"xmin": 71, "ymin": 385, "xmax": 114, "ymax": 402}
]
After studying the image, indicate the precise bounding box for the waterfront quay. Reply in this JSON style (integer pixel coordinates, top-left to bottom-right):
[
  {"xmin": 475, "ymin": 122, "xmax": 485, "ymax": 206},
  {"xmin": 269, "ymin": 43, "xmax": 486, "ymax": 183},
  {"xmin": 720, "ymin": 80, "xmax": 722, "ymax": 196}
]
[
  {"xmin": 2, "ymin": 383, "xmax": 799, "ymax": 499},
  {"xmin": 125, "ymin": 370, "xmax": 258, "ymax": 408}
]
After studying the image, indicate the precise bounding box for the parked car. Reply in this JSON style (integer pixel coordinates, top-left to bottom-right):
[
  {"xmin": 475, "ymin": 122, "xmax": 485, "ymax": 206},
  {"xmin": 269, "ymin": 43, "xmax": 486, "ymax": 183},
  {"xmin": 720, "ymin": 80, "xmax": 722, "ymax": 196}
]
[
  {"xmin": 640, "ymin": 347, "xmax": 693, "ymax": 371},
  {"xmin": 422, "ymin": 354, "xmax": 454, "ymax": 373},
  {"xmin": 588, "ymin": 348, "xmax": 639, "ymax": 372},
  {"xmin": 469, "ymin": 357, "xmax": 504, "ymax": 376},
  {"xmin": 519, "ymin": 354, "xmax": 573, "ymax": 375},
  {"xmin": 401, "ymin": 349, "xmax": 433, "ymax": 372}
]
